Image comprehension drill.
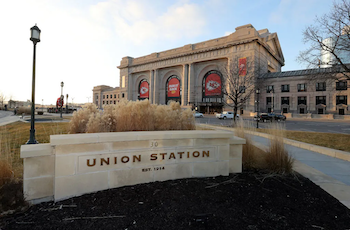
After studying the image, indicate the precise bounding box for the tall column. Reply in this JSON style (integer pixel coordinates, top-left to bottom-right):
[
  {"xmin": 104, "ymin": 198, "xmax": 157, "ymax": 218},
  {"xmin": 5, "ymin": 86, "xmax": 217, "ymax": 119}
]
[
  {"xmin": 226, "ymin": 58, "xmax": 232, "ymax": 103},
  {"xmin": 181, "ymin": 64, "xmax": 188, "ymax": 106},
  {"xmin": 149, "ymin": 70, "xmax": 154, "ymax": 103},
  {"xmin": 127, "ymin": 74, "xmax": 133, "ymax": 101},
  {"xmin": 153, "ymin": 69, "xmax": 159, "ymax": 104},
  {"xmin": 188, "ymin": 63, "xmax": 195, "ymax": 104},
  {"xmin": 99, "ymin": 91, "xmax": 103, "ymax": 109}
]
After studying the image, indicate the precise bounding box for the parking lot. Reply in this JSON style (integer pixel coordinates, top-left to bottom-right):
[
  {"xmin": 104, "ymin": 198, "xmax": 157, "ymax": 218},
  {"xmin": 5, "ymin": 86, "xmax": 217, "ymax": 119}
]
[{"xmin": 195, "ymin": 114, "xmax": 350, "ymax": 135}]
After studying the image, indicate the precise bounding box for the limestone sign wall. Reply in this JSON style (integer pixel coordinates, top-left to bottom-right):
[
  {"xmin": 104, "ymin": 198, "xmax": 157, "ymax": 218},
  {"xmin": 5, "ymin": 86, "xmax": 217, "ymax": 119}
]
[{"xmin": 21, "ymin": 130, "xmax": 245, "ymax": 203}]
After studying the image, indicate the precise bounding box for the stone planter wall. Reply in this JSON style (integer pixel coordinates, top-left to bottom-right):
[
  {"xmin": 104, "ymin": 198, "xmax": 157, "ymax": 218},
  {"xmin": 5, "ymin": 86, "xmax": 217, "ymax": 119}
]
[{"xmin": 21, "ymin": 130, "xmax": 245, "ymax": 203}]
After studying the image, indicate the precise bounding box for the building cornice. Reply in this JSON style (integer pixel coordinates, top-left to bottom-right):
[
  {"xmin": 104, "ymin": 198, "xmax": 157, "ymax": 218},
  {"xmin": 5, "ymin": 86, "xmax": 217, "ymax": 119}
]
[{"xmin": 118, "ymin": 38, "xmax": 284, "ymax": 70}]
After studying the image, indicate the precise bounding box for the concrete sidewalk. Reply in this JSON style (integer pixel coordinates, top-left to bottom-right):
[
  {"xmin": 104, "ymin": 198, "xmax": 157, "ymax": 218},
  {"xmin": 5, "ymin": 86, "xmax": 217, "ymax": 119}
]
[
  {"xmin": 0, "ymin": 114, "xmax": 21, "ymax": 126},
  {"xmin": 199, "ymin": 124, "xmax": 350, "ymax": 209}
]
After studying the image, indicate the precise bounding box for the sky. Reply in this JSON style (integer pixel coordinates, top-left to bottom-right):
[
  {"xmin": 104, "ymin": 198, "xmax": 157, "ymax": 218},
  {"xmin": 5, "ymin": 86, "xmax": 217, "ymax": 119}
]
[{"xmin": 0, "ymin": 0, "xmax": 332, "ymax": 105}]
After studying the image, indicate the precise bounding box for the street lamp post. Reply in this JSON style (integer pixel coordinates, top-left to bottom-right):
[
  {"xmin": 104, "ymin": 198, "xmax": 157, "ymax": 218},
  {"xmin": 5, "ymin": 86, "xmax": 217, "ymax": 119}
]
[
  {"xmin": 27, "ymin": 24, "xmax": 41, "ymax": 144},
  {"xmin": 60, "ymin": 82, "xmax": 64, "ymax": 118},
  {"xmin": 256, "ymin": 89, "xmax": 260, "ymax": 129},
  {"xmin": 42, "ymin": 99, "xmax": 43, "ymax": 113},
  {"xmin": 66, "ymin": 94, "xmax": 69, "ymax": 113}
]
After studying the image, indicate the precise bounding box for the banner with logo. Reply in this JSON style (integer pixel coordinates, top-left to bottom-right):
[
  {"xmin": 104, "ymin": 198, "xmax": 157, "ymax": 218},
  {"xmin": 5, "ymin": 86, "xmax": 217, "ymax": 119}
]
[
  {"xmin": 239, "ymin": 57, "xmax": 247, "ymax": 76},
  {"xmin": 56, "ymin": 97, "xmax": 64, "ymax": 107},
  {"xmin": 167, "ymin": 77, "xmax": 180, "ymax": 97},
  {"xmin": 205, "ymin": 73, "xmax": 222, "ymax": 96},
  {"xmin": 139, "ymin": 81, "xmax": 149, "ymax": 98}
]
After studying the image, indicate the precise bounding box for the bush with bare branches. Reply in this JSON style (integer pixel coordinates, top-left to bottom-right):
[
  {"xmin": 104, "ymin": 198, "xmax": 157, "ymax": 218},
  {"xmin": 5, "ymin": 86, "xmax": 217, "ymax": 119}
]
[
  {"xmin": 69, "ymin": 100, "xmax": 195, "ymax": 134},
  {"xmin": 17, "ymin": 107, "xmax": 31, "ymax": 115}
]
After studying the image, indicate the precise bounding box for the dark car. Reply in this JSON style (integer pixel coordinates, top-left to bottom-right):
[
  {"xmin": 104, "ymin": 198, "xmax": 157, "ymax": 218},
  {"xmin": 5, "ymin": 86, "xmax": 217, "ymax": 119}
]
[
  {"xmin": 259, "ymin": 113, "xmax": 274, "ymax": 122},
  {"xmin": 275, "ymin": 114, "xmax": 286, "ymax": 121},
  {"xmin": 259, "ymin": 113, "xmax": 286, "ymax": 122}
]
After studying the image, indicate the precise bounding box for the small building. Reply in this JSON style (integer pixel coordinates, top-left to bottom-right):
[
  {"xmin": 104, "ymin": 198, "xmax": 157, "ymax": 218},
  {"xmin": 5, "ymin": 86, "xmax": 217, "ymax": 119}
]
[
  {"xmin": 7, "ymin": 100, "xmax": 31, "ymax": 109},
  {"xmin": 259, "ymin": 68, "xmax": 350, "ymax": 115},
  {"xmin": 93, "ymin": 85, "xmax": 121, "ymax": 108}
]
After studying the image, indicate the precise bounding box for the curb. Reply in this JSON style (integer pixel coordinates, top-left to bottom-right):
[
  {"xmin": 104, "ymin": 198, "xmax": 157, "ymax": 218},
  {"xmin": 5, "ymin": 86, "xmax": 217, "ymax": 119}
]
[{"xmin": 198, "ymin": 124, "xmax": 350, "ymax": 162}]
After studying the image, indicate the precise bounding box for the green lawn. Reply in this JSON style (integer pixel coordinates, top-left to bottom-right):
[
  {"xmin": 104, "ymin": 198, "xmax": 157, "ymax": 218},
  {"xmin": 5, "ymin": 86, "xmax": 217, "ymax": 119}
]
[
  {"xmin": 0, "ymin": 122, "xmax": 70, "ymax": 178},
  {"xmin": 256, "ymin": 129, "xmax": 350, "ymax": 152}
]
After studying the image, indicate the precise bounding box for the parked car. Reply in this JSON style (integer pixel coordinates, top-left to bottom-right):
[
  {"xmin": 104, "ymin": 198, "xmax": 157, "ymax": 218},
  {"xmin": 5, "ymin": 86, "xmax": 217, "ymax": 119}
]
[
  {"xmin": 259, "ymin": 113, "xmax": 286, "ymax": 122},
  {"xmin": 259, "ymin": 113, "xmax": 274, "ymax": 122},
  {"xmin": 215, "ymin": 111, "xmax": 240, "ymax": 119},
  {"xmin": 194, "ymin": 111, "xmax": 204, "ymax": 118},
  {"xmin": 275, "ymin": 114, "xmax": 286, "ymax": 121}
]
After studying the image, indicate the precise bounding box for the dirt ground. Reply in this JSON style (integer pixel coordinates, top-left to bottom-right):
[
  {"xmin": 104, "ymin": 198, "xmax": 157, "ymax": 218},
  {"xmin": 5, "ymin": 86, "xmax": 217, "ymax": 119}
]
[{"xmin": 1, "ymin": 170, "xmax": 350, "ymax": 230}]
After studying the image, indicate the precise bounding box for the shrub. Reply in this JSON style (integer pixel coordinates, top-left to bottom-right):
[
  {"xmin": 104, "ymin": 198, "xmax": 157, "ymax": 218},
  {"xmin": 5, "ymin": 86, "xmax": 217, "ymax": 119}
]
[
  {"xmin": 234, "ymin": 120, "xmax": 293, "ymax": 174},
  {"xmin": 69, "ymin": 100, "xmax": 195, "ymax": 134},
  {"xmin": 0, "ymin": 159, "xmax": 13, "ymax": 187},
  {"xmin": 17, "ymin": 107, "xmax": 31, "ymax": 115},
  {"xmin": 264, "ymin": 123, "xmax": 294, "ymax": 174},
  {"xmin": 69, "ymin": 103, "xmax": 99, "ymax": 133},
  {"xmin": 235, "ymin": 119, "xmax": 261, "ymax": 169}
]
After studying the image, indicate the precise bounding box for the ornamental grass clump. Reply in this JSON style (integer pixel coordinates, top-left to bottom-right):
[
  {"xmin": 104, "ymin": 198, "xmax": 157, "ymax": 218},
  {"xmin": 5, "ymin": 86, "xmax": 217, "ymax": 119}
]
[
  {"xmin": 16, "ymin": 107, "xmax": 31, "ymax": 115},
  {"xmin": 265, "ymin": 123, "xmax": 294, "ymax": 174},
  {"xmin": 69, "ymin": 100, "xmax": 195, "ymax": 134},
  {"xmin": 235, "ymin": 119, "xmax": 261, "ymax": 169},
  {"xmin": 69, "ymin": 103, "xmax": 99, "ymax": 133},
  {"xmin": 0, "ymin": 159, "xmax": 13, "ymax": 187}
]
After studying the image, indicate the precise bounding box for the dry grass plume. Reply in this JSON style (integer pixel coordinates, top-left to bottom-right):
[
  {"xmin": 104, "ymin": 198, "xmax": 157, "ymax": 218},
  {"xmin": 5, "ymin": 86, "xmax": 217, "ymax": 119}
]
[{"xmin": 69, "ymin": 100, "xmax": 195, "ymax": 134}]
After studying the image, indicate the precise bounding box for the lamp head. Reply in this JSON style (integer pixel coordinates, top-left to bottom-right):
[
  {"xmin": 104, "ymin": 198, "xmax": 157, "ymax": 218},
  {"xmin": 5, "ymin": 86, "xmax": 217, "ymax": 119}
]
[{"xmin": 30, "ymin": 24, "xmax": 41, "ymax": 44}]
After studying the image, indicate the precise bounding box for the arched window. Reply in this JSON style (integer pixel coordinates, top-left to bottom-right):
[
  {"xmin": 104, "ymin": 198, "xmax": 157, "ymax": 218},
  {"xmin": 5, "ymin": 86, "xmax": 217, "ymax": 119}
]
[
  {"xmin": 202, "ymin": 70, "xmax": 223, "ymax": 103},
  {"xmin": 138, "ymin": 79, "xmax": 149, "ymax": 100},
  {"xmin": 166, "ymin": 75, "xmax": 181, "ymax": 105}
]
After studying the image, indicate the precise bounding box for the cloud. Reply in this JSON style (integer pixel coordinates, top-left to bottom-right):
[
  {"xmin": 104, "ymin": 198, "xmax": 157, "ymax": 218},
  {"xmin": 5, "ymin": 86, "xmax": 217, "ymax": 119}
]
[
  {"xmin": 89, "ymin": 0, "xmax": 207, "ymax": 45},
  {"xmin": 224, "ymin": 31, "xmax": 232, "ymax": 36},
  {"xmin": 0, "ymin": 0, "xmax": 209, "ymax": 103}
]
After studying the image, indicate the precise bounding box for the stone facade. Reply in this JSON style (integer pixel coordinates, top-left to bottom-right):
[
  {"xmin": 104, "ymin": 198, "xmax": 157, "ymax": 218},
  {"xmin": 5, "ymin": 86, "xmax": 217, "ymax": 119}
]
[
  {"xmin": 21, "ymin": 130, "xmax": 245, "ymax": 203},
  {"xmin": 93, "ymin": 24, "xmax": 285, "ymax": 114},
  {"xmin": 260, "ymin": 70, "xmax": 350, "ymax": 115},
  {"xmin": 92, "ymin": 23, "xmax": 349, "ymax": 115},
  {"xmin": 92, "ymin": 85, "xmax": 121, "ymax": 107}
]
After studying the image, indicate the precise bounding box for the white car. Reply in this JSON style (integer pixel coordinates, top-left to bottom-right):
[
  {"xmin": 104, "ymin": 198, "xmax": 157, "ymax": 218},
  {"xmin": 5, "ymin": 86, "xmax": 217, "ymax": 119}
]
[
  {"xmin": 215, "ymin": 111, "xmax": 240, "ymax": 119},
  {"xmin": 194, "ymin": 111, "xmax": 204, "ymax": 118}
]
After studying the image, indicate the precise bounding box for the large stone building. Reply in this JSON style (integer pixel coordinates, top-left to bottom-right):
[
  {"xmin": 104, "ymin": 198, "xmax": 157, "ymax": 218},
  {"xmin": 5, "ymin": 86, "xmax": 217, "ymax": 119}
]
[
  {"xmin": 94, "ymin": 24, "xmax": 284, "ymax": 114},
  {"xmin": 93, "ymin": 24, "xmax": 349, "ymax": 116}
]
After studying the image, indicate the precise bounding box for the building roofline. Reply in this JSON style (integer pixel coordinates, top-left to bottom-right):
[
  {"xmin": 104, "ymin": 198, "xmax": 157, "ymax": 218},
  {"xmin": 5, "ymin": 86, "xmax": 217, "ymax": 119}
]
[
  {"xmin": 260, "ymin": 64, "xmax": 350, "ymax": 79},
  {"xmin": 117, "ymin": 24, "xmax": 285, "ymax": 69}
]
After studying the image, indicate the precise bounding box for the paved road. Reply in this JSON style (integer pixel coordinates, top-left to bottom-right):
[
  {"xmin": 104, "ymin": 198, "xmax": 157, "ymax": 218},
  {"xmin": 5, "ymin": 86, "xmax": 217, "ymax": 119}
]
[
  {"xmin": 195, "ymin": 115, "xmax": 350, "ymax": 135},
  {"xmin": 0, "ymin": 110, "xmax": 20, "ymax": 126},
  {"xmin": 0, "ymin": 110, "xmax": 13, "ymax": 118}
]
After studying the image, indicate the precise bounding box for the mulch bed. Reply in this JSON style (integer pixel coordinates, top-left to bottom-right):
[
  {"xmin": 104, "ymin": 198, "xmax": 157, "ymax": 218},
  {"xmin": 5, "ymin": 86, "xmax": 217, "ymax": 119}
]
[{"xmin": 1, "ymin": 170, "xmax": 350, "ymax": 230}]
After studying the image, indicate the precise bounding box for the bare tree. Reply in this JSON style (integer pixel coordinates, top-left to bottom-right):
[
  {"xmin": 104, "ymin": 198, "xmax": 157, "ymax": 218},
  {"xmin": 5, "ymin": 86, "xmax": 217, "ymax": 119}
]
[
  {"xmin": 0, "ymin": 92, "xmax": 6, "ymax": 109},
  {"xmin": 298, "ymin": 0, "xmax": 350, "ymax": 87},
  {"xmin": 220, "ymin": 56, "xmax": 258, "ymax": 122}
]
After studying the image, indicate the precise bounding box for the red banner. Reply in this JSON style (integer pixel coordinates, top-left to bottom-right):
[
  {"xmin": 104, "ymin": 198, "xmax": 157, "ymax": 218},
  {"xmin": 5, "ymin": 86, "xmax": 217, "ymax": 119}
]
[
  {"xmin": 239, "ymin": 57, "xmax": 247, "ymax": 76},
  {"xmin": 167, "ymin": 78, "xmax": 180, "ymax": 97},
  {"xmin": 56, "ymin": 97, "xmax": 64, "ymax": 107},
  {"xmin": 139, "ymin": 81, "xmax": 149, "ymax": 98},
  {"xmin": 205, "ymin": 73, "xmax": 221, "ymax": 96}
]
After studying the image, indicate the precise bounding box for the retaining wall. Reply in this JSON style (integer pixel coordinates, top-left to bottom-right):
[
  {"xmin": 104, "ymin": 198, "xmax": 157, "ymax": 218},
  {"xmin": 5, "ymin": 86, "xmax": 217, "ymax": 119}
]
[{"xmin": 21, "ymin": 130, "xmax": 245, "ymax": 203}]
